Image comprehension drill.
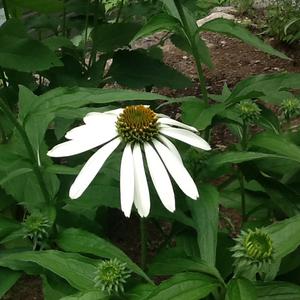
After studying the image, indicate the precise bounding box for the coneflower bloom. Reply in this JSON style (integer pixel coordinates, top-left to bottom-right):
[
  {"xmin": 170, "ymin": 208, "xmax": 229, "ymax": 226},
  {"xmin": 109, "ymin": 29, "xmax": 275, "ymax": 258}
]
[{"xmin": 47, "ymin": 105, "xmax": 211, "ymax": 217}]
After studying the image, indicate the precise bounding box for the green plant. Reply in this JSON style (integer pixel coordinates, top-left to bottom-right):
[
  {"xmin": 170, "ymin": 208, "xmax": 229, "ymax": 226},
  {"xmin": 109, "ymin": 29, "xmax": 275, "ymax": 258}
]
[
  {"xmin": 266, "ymin": 0, "xmax": 300, "ymax": 43},
  {"xmin": 1, "ymin": 0, "xmax": 300, "ymax": 299},
  {"xmin": 231, "ymin": 0, "xmax": 254, "ymax": 15}
]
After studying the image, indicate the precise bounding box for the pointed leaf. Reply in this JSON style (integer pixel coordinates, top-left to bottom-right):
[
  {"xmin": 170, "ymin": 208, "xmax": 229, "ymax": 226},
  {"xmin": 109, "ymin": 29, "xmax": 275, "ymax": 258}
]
[{"xmin": 56, "ymin": 228, "xmax": 151, "ymax": 283}]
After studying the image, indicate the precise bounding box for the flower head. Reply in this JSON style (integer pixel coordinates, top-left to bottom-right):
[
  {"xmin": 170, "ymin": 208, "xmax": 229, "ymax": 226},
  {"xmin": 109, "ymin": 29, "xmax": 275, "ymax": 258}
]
[
  {"xmin": 23, "ymin": 212, "xmax": 50, "ymax": 249},
  {"xmin": 231, "ymin": 228, "xmax": 274, "ymax": 272},
  {"xmin": 94, "ymin": 258, "xmax": 131, "ymax": 295},
  {"xmin": 237, "ymin": 100, "xmax": 261, "ymax": 123},
  {"xmin": 47, "ymin": 105, "xmax": 211, "ymax": 217},
  {"xmin": 280, "ymin": 98, "xmax": 300, "ymax": 119}
]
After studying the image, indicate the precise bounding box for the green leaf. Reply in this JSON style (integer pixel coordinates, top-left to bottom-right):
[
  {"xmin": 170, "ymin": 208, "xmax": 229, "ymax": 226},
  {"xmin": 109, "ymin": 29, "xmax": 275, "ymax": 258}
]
[
  {"xmin": 0, "ymin": 267, "xmax": 22, "ymax": 298},
  {"xmin": 226, "ymin": 73, "xmax": 300, "ymax": 105},
  {"xmin": 56, "ymin": 228, "xmax": 151, "ymax": 283},
  {"xmin": 188, "ymin": 184, "xmax": 219, "ymax": 266},
  {"xmin": 256, "ymin": 281, "xmax": 300, "ymax": 299},
  {"xmin": 0, "ymin": 216, "xmax": 21, "ymax": 240},
  {"xmin": 133, "ymin": 14, "xmax": 182, "ymax": 41},
  {"xmin": 207, "ymin": 151, "xmax": 286, "ymax": 170},
  {"xmin": 146, "ymin": 272, "xmax": 219, "ymax": 300},
  {"xmin": 0, "ymin": 20, "xmax": 62, "ymax": 72},
  {"xmin": 127, "ymin": 284, "xmax": 155, "ymax": 300},
  {"xmin": 9, "ymin": 0, "xmax": 63, "ymax": 13},
  {"xmin": 42, "ymin": 273, "xmax": 76, "ymax": 300},
  {"xmin": 250, "ymin": 132, "xmax": 300, "ymax": 164},
  {"xmin": 110, "ymin": 50, "xmax": 193, "ymax": 89},
  {"xmin": 42, "ymin": 36, "xmax": 75, "ymax": 51},
  {"xmin": 21, "ymin": 85, "xmax": 169, "ymax": 150},
  {"xmin": 226, "ymin": 278, "xmax": 256, "ymax": 300},
  {"xmin": 60, "ymin": 291, "xmax": 109, "ymax": 300},
  {"xmin": 182, "ymin": 101, "xmax": 225, "ymax": 130},
  {"xmin": 92, "ymin": 23, "xmax": 141, "ymax": 52},
  {"xmin": 199, "ymin": 18, "xmax": 289, "ymax": 60},
  {"xmin": 265, "ymin": 215, "xmax": 300, "ymax": 259},
  {"xmin": 162, "ymin": 0, "xmax": 213, "ymax": 68},
  {"xmin": 0, "ymin": 250, "xmax": 97, "ymax": 291},
  {"xmin": 148, "ymin": 248, "xmax": 224, "ymax": 284}
]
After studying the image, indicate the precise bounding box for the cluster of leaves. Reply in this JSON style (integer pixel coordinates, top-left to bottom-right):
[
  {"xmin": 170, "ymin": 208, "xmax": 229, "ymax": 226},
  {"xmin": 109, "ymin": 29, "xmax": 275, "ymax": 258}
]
[
  {"xmin": 266, "ymin": 0, "xmax": 300, "ymax": 44},
  {"xmin": 0, "ymin": 0, "xmax": 300, "ymax": 299}
]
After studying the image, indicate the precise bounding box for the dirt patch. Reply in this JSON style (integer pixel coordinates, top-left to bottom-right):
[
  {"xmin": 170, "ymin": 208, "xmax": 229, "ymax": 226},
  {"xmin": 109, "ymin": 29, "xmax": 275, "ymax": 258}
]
[
  {"xmin": 3, "ymin": 275, "xmax": 43, "ymax": 300},
  {"xmin": 158, "ymin": 32, "xmax": 300, "ymax": 97}
]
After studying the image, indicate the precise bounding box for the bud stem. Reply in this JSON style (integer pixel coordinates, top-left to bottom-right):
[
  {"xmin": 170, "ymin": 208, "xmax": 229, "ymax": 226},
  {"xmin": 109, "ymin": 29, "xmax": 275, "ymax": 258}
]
[{"xmin": 140, "ymin": 218, "xmax": 147, "ymax": 270}]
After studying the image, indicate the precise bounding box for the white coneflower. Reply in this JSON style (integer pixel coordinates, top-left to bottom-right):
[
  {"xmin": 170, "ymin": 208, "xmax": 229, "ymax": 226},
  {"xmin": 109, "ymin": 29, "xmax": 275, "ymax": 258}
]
[{"xmin": 47, "ymin": 105, "xmax": 211, "ymax": 217}]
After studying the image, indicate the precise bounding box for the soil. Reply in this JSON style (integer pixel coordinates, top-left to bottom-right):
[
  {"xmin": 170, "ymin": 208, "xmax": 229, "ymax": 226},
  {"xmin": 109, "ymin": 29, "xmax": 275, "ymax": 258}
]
[{"xmin": 4, "ymin": 30, "xmax": 300, "ymax": 300}]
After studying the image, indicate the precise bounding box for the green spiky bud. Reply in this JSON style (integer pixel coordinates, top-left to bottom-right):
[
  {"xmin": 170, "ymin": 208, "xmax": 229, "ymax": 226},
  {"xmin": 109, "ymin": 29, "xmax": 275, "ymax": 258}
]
[
  {"xmin": 237, "ymin": 100, "xmax": 261, "ymax": 123},
  {"xmin": 231, "ymin": 228, "xmax": 274, "ymax": 274},
  {"xmin": 280, "ymin": 98, "xmax": 300, "ymax": 119},
  {"xmin": 94, "ymin": 258, "xmax": 131, "ymax": 295},
  {"xmin": 23, "ymin": 212, "xmax": 50, "ymax": 249}
]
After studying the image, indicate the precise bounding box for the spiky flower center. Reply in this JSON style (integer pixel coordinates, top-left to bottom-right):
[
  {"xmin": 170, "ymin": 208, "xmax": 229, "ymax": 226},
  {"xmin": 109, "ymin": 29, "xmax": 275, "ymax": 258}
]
[
  {"xmin": 94, "ymin": 258, "xmax": 131, "ymax": 294},
  {"xmin": 237, "ymin": 100, "xmax": 261, "ymax": 122},
  {"xmin": 244, "ymin": 230, "xmax": 273, "ymax": 260},
  {"xmin": 116, "ymin": 105, "xmax": 158, "ymax": 143}
]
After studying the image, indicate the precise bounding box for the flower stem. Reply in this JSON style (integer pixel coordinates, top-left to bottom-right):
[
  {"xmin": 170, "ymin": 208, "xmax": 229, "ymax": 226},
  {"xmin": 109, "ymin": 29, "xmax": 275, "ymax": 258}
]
[
  {"xmin": 88, "ymin": 0, "xmax": 100, "ymax": 69},
  {"xmin": 241, "ymin": 120, "xmax": 248, "ymax": 151},
  {"xmin": 239, "ymin": 120, "xmax": 248, "ymax": 223},
  {"xmin": 83, "ymin": 0, "xmax": 91, "ymax": 62},
  {"xmin": 239, "ymin": 171, "xmax": 247, "ymax": 223},
  {"xmin": 2, "ymin": 0, "xmax": 10, "ymax": 20},
  {"xmin": 62, "ymin": 0, "xmax": 67, "ymax": 37},
  {"xmin": 140, "ymin": 217, "xmax": 147, "ymax": 270},
  {"xmin": 115, "ymin": 0, "xmax": 124, "ymax": 23},
  {"xmin": 0, "ymin": 98, "xmax": 50, "ymax": 204}
]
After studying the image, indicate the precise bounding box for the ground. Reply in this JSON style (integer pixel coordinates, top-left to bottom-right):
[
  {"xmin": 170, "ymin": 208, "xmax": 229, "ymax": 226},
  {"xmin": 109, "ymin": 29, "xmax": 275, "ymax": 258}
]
[{"xmin": 4, "ymin": 32, "xmax": 300, "ymax": 300}]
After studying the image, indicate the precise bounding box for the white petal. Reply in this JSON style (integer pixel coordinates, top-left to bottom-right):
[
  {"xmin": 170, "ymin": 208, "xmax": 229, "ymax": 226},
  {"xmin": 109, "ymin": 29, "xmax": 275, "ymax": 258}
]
[
  {"xmin": 65, "ymin": 123, "xmax": 118, "ymax": 142},
  {"xmin": 153, "ymin": 139, "xmax": 199, "ymax": 200},
  {"xmin": 144, "ymin": 143, "xmax": 175, "ymax": 212},
  {"xmin": 47, "ymin": 139, "xmax": 104, "ymax": 157},
  {"xmin": 120, "ymin": 144, "xmax": 135, "ymax": 217},
  {"xmin": 104, "ymin": 108, "xmax": 124, "ymax": 115},
  {"xmin": 69, "ymin": 138, "xmax": 121, "ymax": 199},
  {"xmin": 160, "ymin": 127, "xmax": 211, "ymax": 150},
  {"xmin": 158, "ymin": 117, "xmax": 198, "ymax": 132},
  {"xmin": 132, "ymin": 143, "xmax": 150, "ymax": 217},
  {"xmin": 158, "ymin": 134, "xmax": 183, "ymax": 163},
  {"xmin": 83, "ymin": 112, "xmax": 117, "ymax": 126}
]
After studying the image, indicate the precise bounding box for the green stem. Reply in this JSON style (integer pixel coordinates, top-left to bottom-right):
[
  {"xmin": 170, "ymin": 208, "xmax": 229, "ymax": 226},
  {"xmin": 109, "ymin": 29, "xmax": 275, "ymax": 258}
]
[
  {"xmin": 140, "ymin": 218, "xmax": 147, "ymax": 270},
  {"xmin": 115, "ymin": 0, "xmax": 124, "ymax": 23},
  {"xmin": 241, "ymin": 120, "xmax": 248, "ymax": 151},
  {"xmin": 239, "ymin": 171, "xmax": 247, "ymax": 223},
  {"xmin": 239, "ymin": 120, "xmax": 248, "ymax": 223},
  {"xmin": 83, "ymin": 0, "xmax": 91, "ymax": 62},
  {"xmin": 2, "ymin": 0, "xmax": 10, "ymax": 20},
  {"xmin": 0, "ymin": 98, "xmax": 50, "ymax": 204},
  {"xmin": 88, "ymin": 0, "xmax": 100, "ymax": 69},
  {"xmin": 62, "ymin": 0, "xmax": 67, "ymax": 37},
  {"xmin": 173, "ymin": 0, "xmax": 209, "ymax": 108}
]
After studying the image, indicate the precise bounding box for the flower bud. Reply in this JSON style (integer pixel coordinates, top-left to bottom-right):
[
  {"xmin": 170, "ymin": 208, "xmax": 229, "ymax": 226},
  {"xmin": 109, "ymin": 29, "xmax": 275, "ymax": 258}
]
[
  {"xmin": 280, "ymin": 98, "xmax": 300, "ymax": 119},
  {"xmin": 23, "ymin": 212, "xmax": 50, "ymax": 249},
  {"xmin": 94, "ymin": 258, "xmax": 131, "ymax": 295},
  {"xmin": 231, "ymin": 228, "xmax": 274, "ymax": 275},
  {"xmin": 237, "ymin": 100, "xmax": 261, "ymax": 123}
]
